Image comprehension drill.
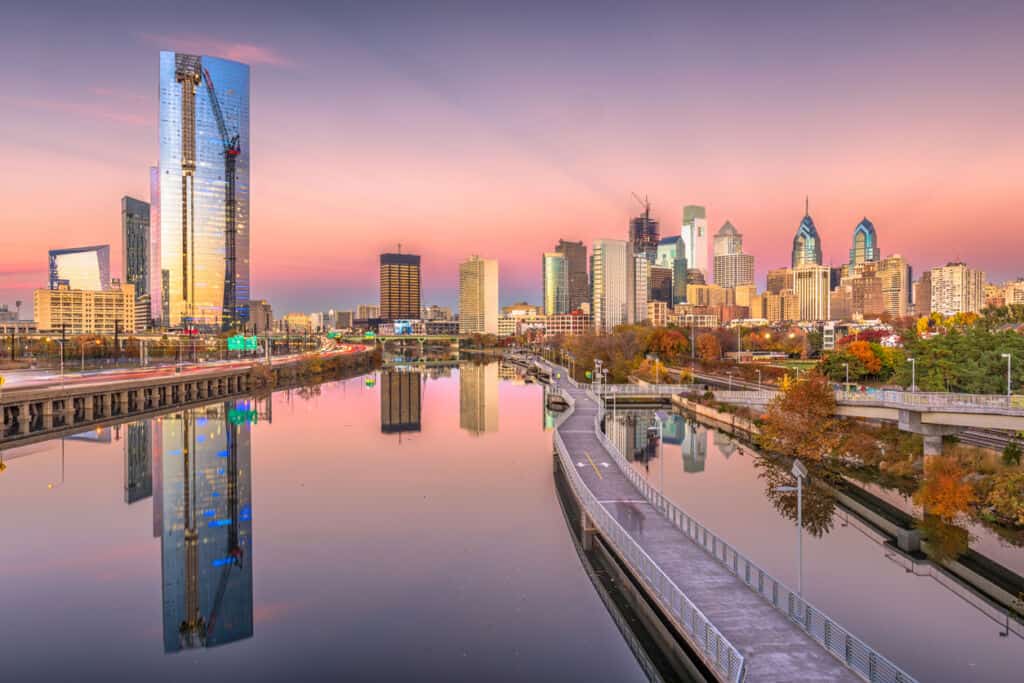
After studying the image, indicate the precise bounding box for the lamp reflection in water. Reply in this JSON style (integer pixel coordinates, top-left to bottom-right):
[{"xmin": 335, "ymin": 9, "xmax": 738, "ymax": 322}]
[{"xmin": 160, "ymin": 401, "xmax": 253, "ymax": 652}]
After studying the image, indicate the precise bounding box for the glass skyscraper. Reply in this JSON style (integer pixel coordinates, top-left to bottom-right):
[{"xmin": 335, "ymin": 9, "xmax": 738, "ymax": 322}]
[
  {"xmin": 542, "ymin": 252, "xmax": 569, "ymax": 315},
  {"xmin": 791, "ymin": 200, "xmax": 823, "ymax": 268},
  {"xmin": 159, "ymin": 51, "xmax": 250, "ymax": 330},
  {"xmin": 121, "ymin": 196, "xmax": 150, "ymax": 299},
  {"xmin": 849, "ymin": 217, "xmax": 880, "ymax": 269},
  {"xmin": 48, "ymin": 245, "xmax": 111, "ymax": 291}
]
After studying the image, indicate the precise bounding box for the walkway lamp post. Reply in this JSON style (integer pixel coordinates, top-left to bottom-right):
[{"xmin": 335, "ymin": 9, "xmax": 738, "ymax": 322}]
[
  {"xmin": 774, "ymin": 458, "xmax": 808, "ymax": 597},
  {"xmin": 908, "ymin": 357, "xmax": 916, "ymax": 393},
  {"xmin": 1002, "ymin": 353, "xmax": 1012, "ymax": 398}
]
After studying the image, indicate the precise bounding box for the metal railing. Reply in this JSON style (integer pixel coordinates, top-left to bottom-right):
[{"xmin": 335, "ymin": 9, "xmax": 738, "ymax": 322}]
[
  {"xmin": 713, "ymin": 387, "xmax": 1024, "ymax": 417},
  {"xmin": 592, "ymin": 384, "xmax": 692, "ymax": 396},
  {"xmin": 553, "ymin": 423, "xmax": 745, "ymax": 683},
  {"xmin": 712, "ymin": 390, "xmax": 780, "ymax": 404},
  {"xmin": 588, "ymin": 397, "xmax": 918, "ymax": 683}
]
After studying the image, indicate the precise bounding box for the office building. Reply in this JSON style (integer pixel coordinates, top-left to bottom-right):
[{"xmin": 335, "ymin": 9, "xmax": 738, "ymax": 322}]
[
  {"xmin": 767, "ymin": 267, "xmax": 793, "ymax": 294},
  {"xmin": 791, "ymin": 200, "xmax": 823, "ymax": 267},
  {"xmin": 459, "ymin": 256, "xmax": 499, "ymax": 334},
  {"xmin": 930, "ymin": 262, "xmax": 985, "ymax": 316},
  {"xmin": 49, "ymin": 245, "xmax": 111, "ymax": 291},
  {"xmin": 334, "ymin": 310, "xmax": 354, "ymax": 329},
  {"xmin": 876, "ymin": 254, "xmax": 912, "ymax": 318},
  {"xmin": 592, "ymin": 239, "xmax": 635, "ymax": 332},
  {"xmin": 421, "ymin": 305, "xmax": 452, "ymax": 321},
  {"xmin": 629, "ymin": 199, "xmax": 659, "ymax": 263},
  {"xmin": 849, "ymin": 217, "xmax": 880, "ymax": 271},
  {"xmin": 159, "ymin": 52, "xmax": 250, "ymax": 330},
  {"xmin": 380, "ymin": 252, "xmax": 422, "ymax": 320},
  {"xmin": 555, "ymin": 240, "xmax": 589, "ymax": 312},
  {"xmin": 913, "ymin": 272, "xmax": 932, "ymax": 316},
  {"xmin": 648, "ymin": 301, "xmax": 669, "ymax": 327},
  {"xmin": 794, "ymin": 264, "xmax": 830, "ymax": 321},
  {"xmin": 149, "ymin": 165, "xmax": 164, "ymax": 325},
  {"xmin": 247, "ymin": 300, "xmax": 273, "ymax": 332},
  {"xmin": 712, "ymin": 221, "xmax": 755, "ymax": 289},
  {"xmin": 356, "ymin": 304, "xmax": 380, "ymax": 320},
  {"xmin": 459, "ymin": 363, "xmax": 499, "ymax": 435},
  {"xmin": 634, "ymin": 255, "xmax": 649, "ymax": 323},
  {"xmin": 381, "ymin": 369, "xmax": 422, "ymax": 434},
  {"xmin": 648, "ymin": 265, "xmax": 673, "ymax": 305},
  {"xmin": 682, "ymin": 205, "xmax": 708, "ymax": 276},
  {"xmin": 656, "ymin": 235, "xmax": 688, "ymax": 306},
  {"xmin": 122, "ymin": 197, "xmax": 150, "ymax": 302},
  {"xmin": 34, "ymin": 282, "xmax": 136, "ymax": 334},
  {"xmin": 542, "ymin": 252, "xmax": 569, "ymax": 315},
  {"xmin": 160, "ymin": 403, "xmax": 253, "ymax": 652},
  {"xmin": 734, "ymin": 284, "xmax": 757, "ymax": 308}
]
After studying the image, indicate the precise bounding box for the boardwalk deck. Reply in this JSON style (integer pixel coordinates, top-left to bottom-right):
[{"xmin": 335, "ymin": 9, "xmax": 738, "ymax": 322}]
[{"xmin": 551, "ymin": 372, "xmax": 864, "ymax": 683}]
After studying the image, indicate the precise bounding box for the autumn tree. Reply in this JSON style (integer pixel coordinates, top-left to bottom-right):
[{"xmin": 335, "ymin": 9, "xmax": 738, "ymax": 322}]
[
  {"xmin": 758, "ymin": 374, "xmax": 843, "ymax": 462},
  {"xmin": 913, "ymin": 458, "xmax": 975, "ymax": 522},
  {"xmin": 695, "ymin": 332, "xmax": 721, "ymax": 361}
]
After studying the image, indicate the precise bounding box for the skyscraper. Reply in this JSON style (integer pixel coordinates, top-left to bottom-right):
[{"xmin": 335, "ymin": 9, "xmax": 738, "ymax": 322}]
[
  {"xmin": 379, "ymin": 252, "xmax": 422, "ymax": 320},
  {"xmin": 791, "ymin": 199, "xmax": 823, "ymax": 268},
  {"xmin": 793, "ymin": 263, "xmax": 831, "ymax": 321},
  {"xmin": 49, "ymin": 245, "xmax": 111, "ymax": 291},
  {"xmin": 554, "ymin": 239, "xmax": 588, "ymax": 312},
  {"xmin": 629, "ymin": 198, "xmax": 659, "ymax": 263},
  {"xmin": 592, "ymin": 239, "xmax": 635, "ymax": 332},
  {"xmin": 633, "ymin": 255, "xmax": 649, "ymax": 323},
  {"xmin": 159, "ymin": 51, "xmax": 250, "ymax": 331},
  {"xmin": 849, "ymin": 217, "xmax": 880, "ymax": 270},
  {"xmin": 712, "ymin": 221, "xmax": 755, "ymax": 289},
  {"xmin": 122, "ymin": 197, "xmax": 150, "ymax": 301},
  {"xmin": 148, "ymin": 166, "xmax": 164, "ymax": 325},
  {"xmin": 656, "ymin": 236, "xmax": 688, "ymax": 306},
  {"xmin": 458, "ymin": 255, "xmax": 499, "ymax": 334},
  {"xmin": 542, "ymin": 252, "xmax": 569, "ymax": 315},
  {"xmin": 682, "ymin": 205, "xmax": 708, "ymax": 276},
  {"xmin": 930, "ymin": 262, "xmax": 985, "ymax": 316}
]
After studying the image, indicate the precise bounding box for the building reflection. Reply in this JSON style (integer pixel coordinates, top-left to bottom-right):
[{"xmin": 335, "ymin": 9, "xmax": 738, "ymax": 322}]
[
  {"xmin": 124, "ymin": 422, "xmax": 153, "ymax": 504},
  {"xmin": 460, "ymin": 363, "xmax": 499, "ymax": 435},
  {"xmin": 159, "ymin": 401, "xmax": 253, "ymax": 652},
  {"xmin": 380, "ymin": 369, "xmax": 422, "ymax": 434},
  {"xmin": 682, "ymin": 420, "xmax": 708, "ymax": 473},
  {"xmin": 713, "ymin": 430, "xmax": 738, "ymax": 459},
  {"xmin": 608, "ymin": 412, "xmax": 659, "ymax": 464}
]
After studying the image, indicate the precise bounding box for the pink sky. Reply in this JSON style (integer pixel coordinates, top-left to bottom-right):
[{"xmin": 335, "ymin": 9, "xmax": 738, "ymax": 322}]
[{"xmin": 1, "ymin": 3, "xmax": 1022, "ymax": 314}]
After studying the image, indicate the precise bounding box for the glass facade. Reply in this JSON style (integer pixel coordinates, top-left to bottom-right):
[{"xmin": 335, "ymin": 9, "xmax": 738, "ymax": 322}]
[
  {"xmin": 542, "ymin": 252, "xmax": 568, "ymax": 315},
  {"xmin": 159, "ymin": 52, "xmax": 250, "ymax": 330},
  {"xmin": 49, "ymin": 245, "xmax": 111, "ymax": 291},
  {"xmin": 849, "ymin": 217, "xmax": 880, "ymax": 268},
  {"xmin": 791, "ymin": 214, "xmax": 823, "ymax": 268},
  {"xmin": 121, "ymin": 196, "xmax": 150, "ymax": 299}
]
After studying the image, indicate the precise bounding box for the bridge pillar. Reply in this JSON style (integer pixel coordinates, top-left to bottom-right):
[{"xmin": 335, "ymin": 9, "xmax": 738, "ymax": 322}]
[
  {"xmin": 119, "ymin": 391, "xmax": 130, "ymax": 414},
  {"xmin": 84, "ymin": 396, "xmax": 94, "ymax": 421},
  {"xmin": 64, "ymin": 398, "xmax": 75, "ymax": 426},
  {"xmin": 580, "ymin": 511, "xmax": 597, "ymax": 552},
  {"xmin": 898, "ymin": 409, "xmax": 960, "ymax": 457},
  {"xmin": 18, "ymin": 402, "xmax": 31, "ymax": 434},
  {"xmin": 100, "ymin": 393, "xmax": 111, "ymax": 417},
  {"xmin": 41, "ymin": 400, "xmax": 54, "ymax": 431}
]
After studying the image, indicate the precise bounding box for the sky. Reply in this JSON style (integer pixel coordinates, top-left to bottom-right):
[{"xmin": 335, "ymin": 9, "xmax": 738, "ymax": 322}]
[{"xmin": 1, "ymin": 1, "xmax": 1022, "ymax": 315}]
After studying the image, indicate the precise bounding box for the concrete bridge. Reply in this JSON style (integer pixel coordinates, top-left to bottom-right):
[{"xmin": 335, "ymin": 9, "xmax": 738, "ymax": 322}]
[
  {"xmin": 711, "ymin": 389, "xmax": 1024, "ymax": 455},
  {"xmin": 543, "ymin": 360, "xmax": 916, "ymax": 683}
]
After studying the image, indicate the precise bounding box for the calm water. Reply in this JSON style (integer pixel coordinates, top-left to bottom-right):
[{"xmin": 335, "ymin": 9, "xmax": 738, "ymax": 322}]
[
  {"xmin": 4, "ymin": 363, "xmax": 1022, "ymax": 682},
  {"xmin": 0, "ymin": 364, "xmax": 647, "ymax": 682},
  {"xmin": 607, "ymin": 409, "xmax": 1024, "ymax": 682}
]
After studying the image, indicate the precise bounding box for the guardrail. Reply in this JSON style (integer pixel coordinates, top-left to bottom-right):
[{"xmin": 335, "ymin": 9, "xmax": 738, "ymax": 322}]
[
  {"xmin": 592, "ymin": 384, "xmax": 692, "ymax": 396},
  {"xmin": 592, "ymin": 400, "xmax": 918, "ymax": 683},
  {"xmin": 553, "ymin": 420, "xmax": 745, "ymax": 683},
  {"xmin": 713, "ymin": 387, "xmax": 1024, "ymax": 417},
  {"xmin": 712, "ymin": 390, "xmax": 780, "ymax": 404}
]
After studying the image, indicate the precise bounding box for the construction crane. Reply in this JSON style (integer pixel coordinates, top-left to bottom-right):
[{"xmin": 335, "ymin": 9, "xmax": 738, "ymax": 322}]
[{"xmin": 202, "ymin": 67, "xmax": 241, "ymax": 332}]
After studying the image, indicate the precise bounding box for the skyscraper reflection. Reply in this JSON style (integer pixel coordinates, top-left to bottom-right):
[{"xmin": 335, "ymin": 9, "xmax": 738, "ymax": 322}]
[
  {"xmin": 124, "ymin": 422, "xmax": 153, "ymax": 504},
  {"xmin": 682, "ymin": 421, "xmax": 708, "ymax": 473},
  {"xmin": 380, "ymin": 369, "xmax": 422, "ymax": 434},
  {"xmin": 159, "ymin": 402, "xmax": 253, "ymax": 652},
  {"xmin": 459, "ymin": 363, "xmax": 498, "ymax": 435}
]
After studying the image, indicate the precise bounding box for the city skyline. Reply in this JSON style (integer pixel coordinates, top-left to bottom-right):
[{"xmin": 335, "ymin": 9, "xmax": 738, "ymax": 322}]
[{"xmin": 2, "ymin": 2, "xmax": 1022, "ymax": 313}]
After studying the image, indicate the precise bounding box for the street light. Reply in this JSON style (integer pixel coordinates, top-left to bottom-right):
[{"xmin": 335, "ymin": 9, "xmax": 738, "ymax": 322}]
[
  {"xmin": 1002, "ymin": 353, "xmax": 1012, "ymax": 398},
  {"xmin": 774, "ymin": 458, "xmax": 808, "ymax": 596},
  {"xmin": 908, "ymin": 357, "xmax": 916, "ymax": 393}
]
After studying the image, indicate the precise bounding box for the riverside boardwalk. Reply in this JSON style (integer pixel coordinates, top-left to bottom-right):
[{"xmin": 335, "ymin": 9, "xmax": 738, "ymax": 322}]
[{"xmin": 543, "ymin": 360, "xmax": 912, "ymax": 683}]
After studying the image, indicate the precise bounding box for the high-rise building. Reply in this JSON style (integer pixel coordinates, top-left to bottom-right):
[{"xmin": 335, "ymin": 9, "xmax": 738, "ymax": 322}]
[
  {"xmin": 648, "ymin": 265, "xmax": 673, "ymax": 305},
  {"xmin": 712, "ymin": 221, "xmax": 755, "ymax": 289},
  {"xmin": 542, "ymin": 252, "xmax": 569, "ymax": 315},
  {"xmin": 356, "ymin": 304, "xmax": 381, "ymax": 320},
  {"xmin": 379, "ymin": 252, "xmax": 421, "ymax": 320},
  {"xmin": 629, "ymin": 198, "xmax": 659, "ymax": 263},
  {"xmin": 555, "ymin": 240, "xmax": 588, "ymax": 312},
  {"xmin": 849, "ymin": 217, "xmax": 880, "ymax": 271},
  {"xmin": 681, "ymin": 205, "xmax": 708, "ymax": 276},
  {"xmin": 49, "ymin": 245, "xmax": 111, "ymax": 291},
  {"xmin": 34, "ymin": 282, "xmax": 137, "ymax": 334},
  {"xmin": 160, "ymin": 403, "xmax": 253, "ymax": 652},
  {"xmin": 766, "ymin": 267, "xmax": 793, "ymax": 294},
  {"xmin": 930, "ymin": 262, "xmax": 985, "ymax": 316},
  {"xmin": 381, "ymin": 369, "xmax": 422, "ymax": 434},
  {"xmin": 634, "ymin": 255, "xmax": 649, "ymax": 323},
  {"xmin": 459, "ymin": 363, "xmax": 499, "ymax": 434},
  {"xmin": 592, "ymin": 239, "xmax": 634, "ymax": 332},
  {"xmin": 248, "ymin": 300, "xmax": 273, "ymax": 332},
  {"xmin": 876, "ymin": 254, "xmax": 912, "ymax": 318},
  {"xmin": 149, "ymin": 166, "xmax": 164, "ymax": 325},
  {"xmin": 793, "ymin": 264, "xmax": 831, "ymax": 321},
  {"xmin": 656, "ymin": 236, "xmax": 688, "ymax": 306},
  {"xmin": 122, "ymin": 197, "xmax": 150, "ymax": 302},
  {"xmin": 913, "ymin": 272, "xmax": 932, "ymax": 316},
  {"xmin": 791, "ymin": 199, "xmax": 823, "ymax": 268},
  {"xmin": 159, "ymin": 52, "xmax": 250, "ymax": 331},
  {"xmin": 458, "ymin": 255, "xmax": 499, "ymax": 334}
]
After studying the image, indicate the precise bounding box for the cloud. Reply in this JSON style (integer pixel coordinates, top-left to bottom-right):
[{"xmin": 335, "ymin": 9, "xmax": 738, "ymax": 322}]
[
  {"xmin": 138, "ymin": 33, "xmax": 294, "ymax": 67},
  {"xmin": 1, "ymin": 95, "xmax": 147, "ymax": 126}
]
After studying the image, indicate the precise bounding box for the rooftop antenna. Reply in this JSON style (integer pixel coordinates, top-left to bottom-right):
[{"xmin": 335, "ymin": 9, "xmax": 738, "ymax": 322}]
[
  {"xmin": 805, "ymin": 196, "xmax": 809, "ymax": 216},
  {"xmin": 397, "ymin": 242, "xmax": 402, "ymax": 254}
]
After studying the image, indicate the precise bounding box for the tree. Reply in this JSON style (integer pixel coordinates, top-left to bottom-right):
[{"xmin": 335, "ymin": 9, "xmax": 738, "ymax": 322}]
[
  {"xmin": 1003, "ymin": 440, "xmax": 1022, "ymax": 467},
  {"xmin": 847, "ymin": 340, "xmax": 883, "ymax": 375},
  {"xmin": 913, "ymin": 458, "xmax": 975, "ymax": 522},
  {"xmin": 695, "ymin": 332, "xmax": 721, "ymax": 361},
  {"xmin": 758, "ymin": 374, "xmax": 843, "ymax": 462}
]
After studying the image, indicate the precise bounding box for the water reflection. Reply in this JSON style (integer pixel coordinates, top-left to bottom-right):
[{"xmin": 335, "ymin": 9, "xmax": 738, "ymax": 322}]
[
  {"xmin": 606, "ymin": 411, "xmax": 707, "ymax": 473},
  {"xmin": 159, "ymin": 402, "xmax": 254, "ymax": 652},
  {"xmin": 380, "ymin": 369, "xmax": 422, "ymax": 434},
  {"xmin": 459, "ymin": 362, "xmax": 499, "ymax": 435},
  {"xmin": 124, "ymin": 422, "xmax": 153, "ymax": 504}
]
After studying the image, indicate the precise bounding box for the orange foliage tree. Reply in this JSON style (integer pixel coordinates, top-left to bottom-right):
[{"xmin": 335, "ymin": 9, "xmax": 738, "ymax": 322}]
[
  {"xmin": 758, "ymin": 374, "xmax": 842, "ymax": 462},
  {"xmin": 846, "ymin": 340, "xmax": 882, "ymax": 375},
  {"xmin": 695, "ymin": 332, "xmax": 721, "ymax": 362},
  {"xmin": 913, "ymin": 458, "xmax": 975, "ymax": 521}
]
